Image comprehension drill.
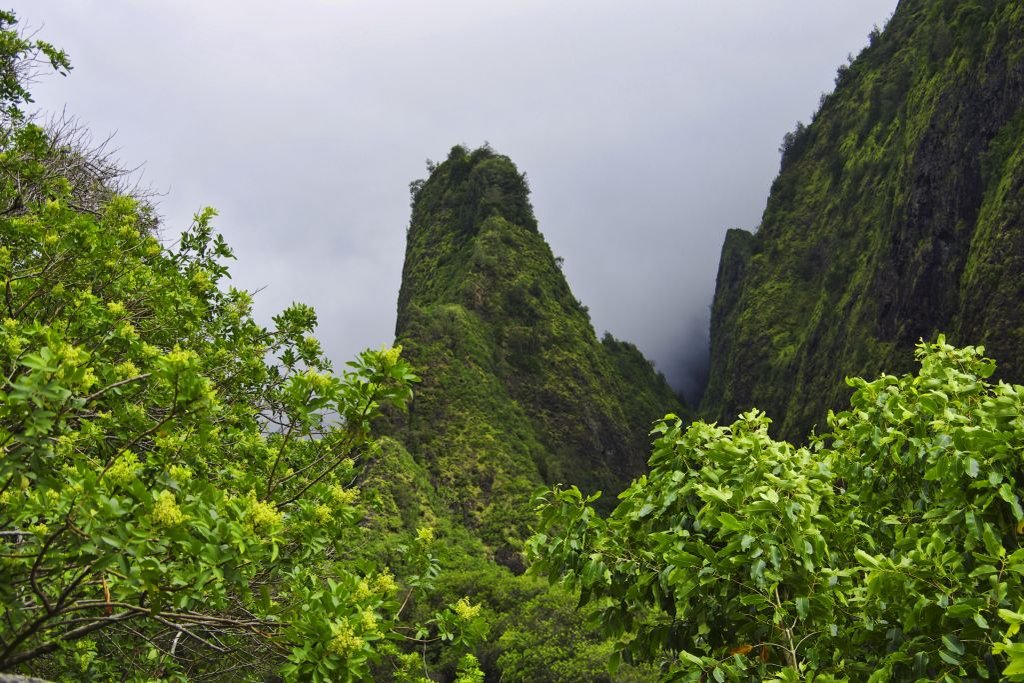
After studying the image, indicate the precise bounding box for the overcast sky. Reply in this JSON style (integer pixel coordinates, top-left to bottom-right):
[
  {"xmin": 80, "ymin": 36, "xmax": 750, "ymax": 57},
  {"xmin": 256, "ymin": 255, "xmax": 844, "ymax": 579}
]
[{"xmin": 12, "ymin": 0, "xmax": 898, "ymax": 402}]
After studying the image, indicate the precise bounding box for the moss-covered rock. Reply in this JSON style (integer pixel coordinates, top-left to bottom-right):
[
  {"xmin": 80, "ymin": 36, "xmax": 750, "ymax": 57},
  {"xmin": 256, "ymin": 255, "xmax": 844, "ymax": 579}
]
[{"xmin": 393, "ymin": 144, "xmax": 685, "ymax": 544}]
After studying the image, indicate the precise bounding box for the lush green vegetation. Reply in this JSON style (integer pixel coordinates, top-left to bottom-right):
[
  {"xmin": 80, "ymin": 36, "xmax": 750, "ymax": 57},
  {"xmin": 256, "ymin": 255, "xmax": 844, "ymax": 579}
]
[
  {"xmin": 703, "ymin": 0, "xmax": 1024, "ymax": 439},
  {"xmin": 531, "ymin": 337, "xmax": 1024, "ymax": 681},
  {"xmin": 0, "ymin": 14, "xmax": 494, "ymax": 681},
  {"xmin": 5, "ymin": 1, "xmax": 1024, "ymax": 680}
]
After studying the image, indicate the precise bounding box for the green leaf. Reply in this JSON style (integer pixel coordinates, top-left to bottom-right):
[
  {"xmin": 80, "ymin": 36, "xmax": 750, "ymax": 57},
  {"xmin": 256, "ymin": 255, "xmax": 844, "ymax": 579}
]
[
  {"xmin": 942, "ymin": 633, "xmax": 965, "ymax": 656},
  {"xmin": 607, "ymin": 650, "xmax": 620, "ymax": 674},
  {"xmin": 966, "ymin": 457, "xmax": 979, "ymax": 478},
  {"xmin": 100, "ymin": 535, "xmax": 123, "ymax": 549},
  {"xmin": 717, "ymin": 512, "xmax": 744, "ymax": 532},
  {"xmin": 795, "ymin": 596, "xmax": 809, "ymax": 619},
  {"xmin": 854, "ymin": 549, "xmax": 880, "ymax": 569},
  {"xmin": 1000, "ymin": 609, "xmax": 1024, "ymax": 625}
]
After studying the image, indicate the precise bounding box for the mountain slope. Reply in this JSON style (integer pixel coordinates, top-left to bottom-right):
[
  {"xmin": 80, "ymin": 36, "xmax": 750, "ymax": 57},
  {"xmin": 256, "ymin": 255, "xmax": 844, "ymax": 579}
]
[
  {"xmin": 702, "ymin": 0, "xmax": 1024, "ymax": 438},
  {"xmin": 392, "ymin": 145, "xmax": 685, "ymax": 546}
]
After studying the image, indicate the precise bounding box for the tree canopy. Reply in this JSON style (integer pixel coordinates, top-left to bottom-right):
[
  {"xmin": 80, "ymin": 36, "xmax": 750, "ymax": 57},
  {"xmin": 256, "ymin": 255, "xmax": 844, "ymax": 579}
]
[{"xmin": 530, "ymin": 338, "xmax": 1024, "ymax": 681}]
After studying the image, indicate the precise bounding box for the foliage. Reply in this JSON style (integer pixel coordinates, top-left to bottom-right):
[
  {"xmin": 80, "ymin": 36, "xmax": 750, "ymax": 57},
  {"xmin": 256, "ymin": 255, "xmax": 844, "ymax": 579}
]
[
  {"xmin": 778, "ymin": 121, "xmax": 809, "ymax": 171},
  {"xmin": 0, "ymin": 10, "xmax": 70, "ymax": 127},
  {"xmin": 0, "ymin": 12, "xmax": 488, "ymax": 681},
  {"xmin": 530, "ymin": 338, "xmax": 1024, "ymax": 681},
  {"xmin": 496, "ymin": 586, "xmax": 655, "ymax": 682}
]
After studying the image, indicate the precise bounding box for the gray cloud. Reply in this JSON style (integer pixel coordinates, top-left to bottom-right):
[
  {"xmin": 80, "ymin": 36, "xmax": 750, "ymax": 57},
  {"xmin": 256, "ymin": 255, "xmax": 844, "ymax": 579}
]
[{"xmin": 11, "ymin": 0, "xmax": 898, "ymax": 398}]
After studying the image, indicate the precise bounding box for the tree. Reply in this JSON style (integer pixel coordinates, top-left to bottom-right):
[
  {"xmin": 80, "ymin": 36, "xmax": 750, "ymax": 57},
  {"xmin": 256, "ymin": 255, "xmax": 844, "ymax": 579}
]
[
  {"xmin": 0, "ymin": 11, "xmax": 482, "ymax": 681},
  {"xmin": 529, "ymin": 338, "xmax": 1024, "ymax": 681}
]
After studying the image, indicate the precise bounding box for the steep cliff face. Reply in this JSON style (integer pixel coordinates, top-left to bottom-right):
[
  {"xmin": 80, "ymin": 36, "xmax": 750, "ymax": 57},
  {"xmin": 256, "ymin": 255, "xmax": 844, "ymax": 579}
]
[
  {"xmin": 703, "ymin": 0, "xmax": 1024, "ymax": 439},
  {"xmin": 393, "ymin": 145, "xmax": 684, "ymax": 544}
]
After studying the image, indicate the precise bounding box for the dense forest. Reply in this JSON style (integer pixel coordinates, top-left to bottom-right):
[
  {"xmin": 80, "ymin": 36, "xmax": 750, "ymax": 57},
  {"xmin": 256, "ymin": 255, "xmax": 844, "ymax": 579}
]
[{"xmin": 2, "ymin": 0, "xmax": 1024, "ymax": 681}]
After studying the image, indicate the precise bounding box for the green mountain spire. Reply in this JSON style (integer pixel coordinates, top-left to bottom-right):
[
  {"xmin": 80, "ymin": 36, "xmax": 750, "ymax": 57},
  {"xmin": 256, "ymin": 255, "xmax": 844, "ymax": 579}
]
[{"xmin": 392, "ymin": 144, "xmax": 685, "ymax": 547}]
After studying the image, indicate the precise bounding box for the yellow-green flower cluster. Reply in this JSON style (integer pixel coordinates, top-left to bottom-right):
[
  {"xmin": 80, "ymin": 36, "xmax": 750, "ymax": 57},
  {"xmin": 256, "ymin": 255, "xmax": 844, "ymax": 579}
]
[
  {"xmin": 299, "ymin": 335, "xmax": 322, "ymax": 358},
  {"xmin": 106, "ymin": 451, "xmax": 141, "ymax": 488},
  {"xmin": 373, "ymin": 570, "xmax": 397, "ymax": 595},
  {"xmin": 168, "ymin": 464, "xmax": 193, "ymax": 482},
  {"xmin": 114, "ymin": 360, "xmax": 140, "ymax": 380},
  {"xmin": 453, "ymin": 597, "xmax": 481, "ymax": 621},
  {"xmin": 2, "ymin": 318, "xmax": 22, "ymax": 355},
  {"xmin": 54, "ymin": 433, "xmax": 79, "ymax": 458},
  {"xmin": 313, "ymin": 503, "xmax": 331, "ymax": 523},
  {"xmin": 327, "ymin": 619, "xmax": 364, "ymax": 657},
  {"xmin": 328, "ymin": 484, "xmax": 359, "ymax": 507},
  {"xmin": 53, "ymin": 342, "xmax": 97, "ymax": 389},
  {"xmin": 117, "ymin": 223, "xmax": 139, "ymax": 240},
  {"xmin": 72, "ymin": 638, "xmax": 98, "ymax": 672},
  {"xmin": 152, "ymin": 490, "xmax": 186, "ymax": 527},
  {"xmin": 416, "ymin": 526, "xmax": 434, "ymax": 544},
  {"xmin": 303, "ymin": 368, "xmax": 334, "ymax": 392},
  {"xmin": 190, "ymin": 268, "xmax": 212, "ymax": 292},
  {"xmin": 354, "ymin": 579, "xmax": 373, "ymax": 601},
  {"xmin": 162, "ymin": 346, "xmax": 199, "ymax": 370},
  {"xmin": 244, "ymin": 492, "xmax": 283, "ymax": 532},
  {"xmin": 379, "ymin": 344, "xmax": 402, "ymax": 368},
  {"xmin": 115, "ymin": 321, "xmax": 138, "ymax": 341},
  {"xmin": 143, "ymin": 237, "xmax": 162, "ymax": 257},
  {"xmin": 359, "ymin": 608, "xmax": 379, "ymax": 635}
]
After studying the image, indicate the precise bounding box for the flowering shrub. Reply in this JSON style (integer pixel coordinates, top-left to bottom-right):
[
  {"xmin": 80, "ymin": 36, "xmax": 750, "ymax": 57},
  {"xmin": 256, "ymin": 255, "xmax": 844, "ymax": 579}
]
[{"xmin": 0, "ymin": 12, "xmax": 483, "ymax": 681}]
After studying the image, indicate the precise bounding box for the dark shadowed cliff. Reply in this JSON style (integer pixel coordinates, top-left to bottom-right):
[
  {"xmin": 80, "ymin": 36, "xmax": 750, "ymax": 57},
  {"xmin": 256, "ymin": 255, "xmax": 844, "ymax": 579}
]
[{"xmin": 702, "ymin": 0, "xmax": 1024, "ymax": 439}]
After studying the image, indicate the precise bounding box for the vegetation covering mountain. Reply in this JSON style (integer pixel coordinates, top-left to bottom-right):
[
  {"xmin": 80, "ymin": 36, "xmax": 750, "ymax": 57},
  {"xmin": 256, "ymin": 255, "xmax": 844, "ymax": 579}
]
[
  {"xmin": 393, "ymin": 145, "xmax": 685, "ymax": 548},
  {"xmin": 702, "ymin": 0, "xmax": 1024, "ymax": 438}
]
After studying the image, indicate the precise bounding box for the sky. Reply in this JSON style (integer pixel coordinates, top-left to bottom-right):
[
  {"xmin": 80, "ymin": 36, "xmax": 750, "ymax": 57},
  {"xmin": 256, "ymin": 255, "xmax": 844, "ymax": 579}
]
[{"xmin": 11, "ymin": 0, "xmax": 899, "ymax": 403}]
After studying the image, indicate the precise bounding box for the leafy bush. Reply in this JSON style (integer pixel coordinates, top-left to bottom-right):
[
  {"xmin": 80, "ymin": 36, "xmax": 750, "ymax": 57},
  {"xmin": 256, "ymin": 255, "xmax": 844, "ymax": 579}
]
[{"xmin": 530, "ymin": 337, "xmax": 1024, "ymax": 681}]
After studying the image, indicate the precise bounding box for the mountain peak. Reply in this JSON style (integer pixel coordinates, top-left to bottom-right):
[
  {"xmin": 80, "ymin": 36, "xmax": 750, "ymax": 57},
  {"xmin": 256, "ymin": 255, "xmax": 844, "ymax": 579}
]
[
  {"xmin": 408, "ymin": 144, "xmax": 537, "ymax": 239},
  {"xmin": 391, "ymin": 145, "xmax": 684, "ymax": 544}
]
